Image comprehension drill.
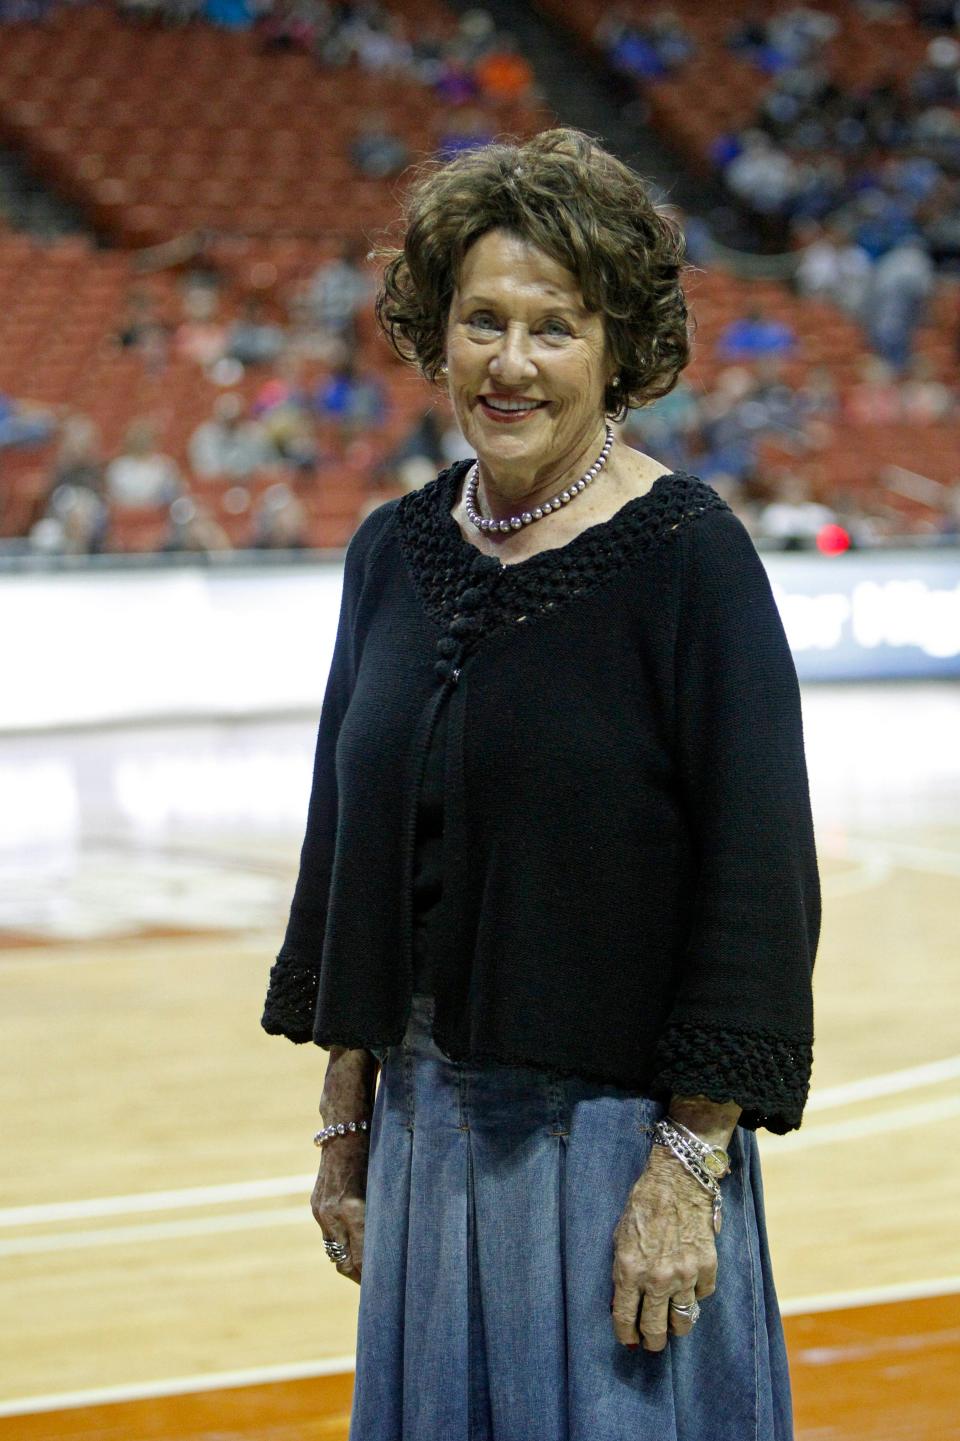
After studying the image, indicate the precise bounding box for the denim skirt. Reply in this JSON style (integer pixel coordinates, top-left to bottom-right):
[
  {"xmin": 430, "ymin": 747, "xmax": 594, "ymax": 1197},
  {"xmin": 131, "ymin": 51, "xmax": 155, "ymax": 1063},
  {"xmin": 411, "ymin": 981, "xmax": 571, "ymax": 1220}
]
[{"xmin": 350, "ymin": 994, "xmax": 793, "ymax": 1441}]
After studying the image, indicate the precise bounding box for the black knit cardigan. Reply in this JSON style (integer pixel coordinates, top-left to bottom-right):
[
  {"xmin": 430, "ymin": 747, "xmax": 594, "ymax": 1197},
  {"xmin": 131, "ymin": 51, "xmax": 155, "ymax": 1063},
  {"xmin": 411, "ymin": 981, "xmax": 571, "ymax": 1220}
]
[{"xmin": 262, "ymin": 463, "xmax": 821, "ymax": 1134}]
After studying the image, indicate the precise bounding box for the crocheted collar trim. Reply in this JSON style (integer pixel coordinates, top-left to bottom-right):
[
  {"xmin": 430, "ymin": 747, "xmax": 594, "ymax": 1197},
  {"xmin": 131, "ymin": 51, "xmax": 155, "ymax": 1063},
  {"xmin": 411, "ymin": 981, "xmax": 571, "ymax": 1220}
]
[{"xmin": 396, "ymin": 458, "xmax": 729, "ymax": 636}]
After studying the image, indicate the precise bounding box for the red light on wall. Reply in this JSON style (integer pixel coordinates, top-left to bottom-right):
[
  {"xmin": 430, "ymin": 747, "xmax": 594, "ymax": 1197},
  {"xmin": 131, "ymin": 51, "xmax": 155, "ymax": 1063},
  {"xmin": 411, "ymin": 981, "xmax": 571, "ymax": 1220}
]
[{"xmin": 816, "ymin": 523, "xmax": 851, "ymax": 555}]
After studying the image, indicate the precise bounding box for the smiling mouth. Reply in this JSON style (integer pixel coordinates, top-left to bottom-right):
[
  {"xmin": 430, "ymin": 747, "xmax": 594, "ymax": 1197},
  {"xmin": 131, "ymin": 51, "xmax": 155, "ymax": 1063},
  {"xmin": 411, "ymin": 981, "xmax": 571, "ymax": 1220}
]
[{"xmin": 478, "ymin": 396, "xmax": 548, "ymax": 422}]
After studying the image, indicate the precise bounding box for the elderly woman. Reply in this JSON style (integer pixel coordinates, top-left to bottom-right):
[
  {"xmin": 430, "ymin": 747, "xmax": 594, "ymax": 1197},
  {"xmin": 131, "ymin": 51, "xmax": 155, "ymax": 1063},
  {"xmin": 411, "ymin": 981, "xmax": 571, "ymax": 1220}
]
[{"xmin": 262, "ymin": 128, "xmax": 820, "ymax": 1440}]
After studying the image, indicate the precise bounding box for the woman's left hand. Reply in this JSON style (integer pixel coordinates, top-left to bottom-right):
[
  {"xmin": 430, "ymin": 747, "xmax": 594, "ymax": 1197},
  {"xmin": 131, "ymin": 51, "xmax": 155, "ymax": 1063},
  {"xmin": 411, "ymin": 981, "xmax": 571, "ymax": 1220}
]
[{"xmin": 611, "ymin": 1145, "xmax": 718, "ymax": 1352}]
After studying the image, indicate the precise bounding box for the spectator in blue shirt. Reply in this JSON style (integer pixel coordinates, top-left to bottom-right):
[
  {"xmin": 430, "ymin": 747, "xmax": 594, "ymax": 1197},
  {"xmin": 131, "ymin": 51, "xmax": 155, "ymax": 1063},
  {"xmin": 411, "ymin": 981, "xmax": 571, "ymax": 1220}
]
[{"xmin": 717, "ymin": 307, "xmax": 797, "ymax": 360}]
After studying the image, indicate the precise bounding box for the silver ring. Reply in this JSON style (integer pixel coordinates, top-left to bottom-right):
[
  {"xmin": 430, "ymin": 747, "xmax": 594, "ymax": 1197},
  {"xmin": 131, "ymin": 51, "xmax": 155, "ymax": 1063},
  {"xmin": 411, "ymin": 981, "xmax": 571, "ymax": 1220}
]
[
  {"xmin": 670, "ymin": 1299, "xmax": 701, "ymax": 1323},
  {"xmin": 323, "ymin": 1237, "xmax": 350, "ymax": 1263}
]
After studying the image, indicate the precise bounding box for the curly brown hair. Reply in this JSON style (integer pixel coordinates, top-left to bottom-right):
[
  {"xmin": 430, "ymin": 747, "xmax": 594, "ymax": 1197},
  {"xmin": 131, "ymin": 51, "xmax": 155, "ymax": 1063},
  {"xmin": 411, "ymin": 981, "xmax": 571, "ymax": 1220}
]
[{"xmin": 374, "ymin": 127, "xmax": 691, "ymax": 419}]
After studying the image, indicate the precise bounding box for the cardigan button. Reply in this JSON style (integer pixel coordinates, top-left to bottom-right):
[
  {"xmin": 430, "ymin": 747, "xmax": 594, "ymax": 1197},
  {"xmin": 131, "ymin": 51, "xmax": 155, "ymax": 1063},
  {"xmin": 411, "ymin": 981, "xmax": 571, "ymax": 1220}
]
[
  {"xmin": 436, "ymin": 637, "xmax": 459, "ymax": 658},
  {"xmin": 470, "ymin": 552, "xmax": 501, "ymax": 577},
  {"xmin": 434, "ymin": 658, "xmax": 462, "ymax": 684},
  {"xmin": 457, "ymin": 586, "xmax": 484, "ymax": 610},
  {"xmin": 449, "ymin": 615, "xmax": 480, "ymax": 637}
]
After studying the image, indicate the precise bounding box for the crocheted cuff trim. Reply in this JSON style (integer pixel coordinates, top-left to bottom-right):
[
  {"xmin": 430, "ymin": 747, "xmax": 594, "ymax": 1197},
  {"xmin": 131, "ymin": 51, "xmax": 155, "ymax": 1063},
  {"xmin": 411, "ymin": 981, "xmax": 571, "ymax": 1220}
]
[
  {"xmin": 260, "ymin": 953, "xmax": 320, "ymax": 1044},
  {"xmin": 651, "ymin": 1020, "xmax": 813, "ymax": 1135}
]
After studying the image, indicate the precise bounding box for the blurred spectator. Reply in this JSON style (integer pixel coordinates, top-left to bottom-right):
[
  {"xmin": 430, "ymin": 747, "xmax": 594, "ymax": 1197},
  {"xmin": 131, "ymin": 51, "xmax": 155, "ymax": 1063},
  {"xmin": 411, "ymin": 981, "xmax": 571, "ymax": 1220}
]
[
  {"xmin": 845, "ymin": 356, "xmax": 903, "ymax": 424},
  {"xmin": 436, "ymin": 105, "xmax": 494, "ymax": 158},
  {"xmin": 723, "ymin": 131, "xmax": 798, "ymax": 216},
  {"xmin": 224, "ymin": 298, "xmax": 286, "ymax": 367},
  {"xmin": 350, "ymin": 111, "xmax": 411, "ymax": 180},
  {"xmin": 717, "ymin": 307, "xmax": 797, "ymax": 360},
  {"xmin": 726, "ymin": 8, "xmax": 769, "ymax": 64},
  {"xmin": 251, "ymin": 481, "xmax": 309, "ymax": 548},
  {"xmin": 352, "ymin": 11, "xmax": 413, "ymax": 74},
  {"xmin": 117, "ymin": 0, "xmax": 201, "ymax": 25},
  {"xmin": 767, "ymin": 5, "xmax": 837, "ymax": 66},
  {"xmin": 409, "ymin": 24, "xmax": 450, "ymax": 84},
  {"xmin": 301, "ymin": 241, "xmax": 372, "ymax": 350},
  {"xmin": 862, "ymin": 237, "xmax": 935, "ymax": 371},
  {"xmin": 793, "ymin": 225, "xmax": 872, "ymax": 315},
  {"xmin": 252, "ymin": 353, "xmax": 312, "ymax": 418},
  {"xmin": 385, "ymin": 407, "xmax": 448, "ymax": 472},
  {"xmin": 911, "ymin": 36, "xmax": 960, "ymax": 107},
  {"xmin": 931, "ymin": 479, "xmax": 960, "ymax": 540},
  {"xmin": 756, "ymin": 471, "xmax": 837, "ymax": 548},
  {"xmin": 696, "ymin": 366, "xmax": 760, "ymax": 481},
  {"xmin": 0, "ymin": 392, "xmax": 57, "ymax": 450},
  {"xmin": 202, "ymin": 0, "xmax": 252, "ymax": 27},
  {"xmin": 797, "ymin": 365, "xmax": 841, "ymax": 423},
  {"xmin": 46, "ymin": 415, "xmax": 104, "ymax": 500},
  {"xmin": 434, "ymin": 51, "xmax": 480, "ymax": 105},
  {"xmin": 728, "ymin": 3, "xmax": 837, "ymax": 73},
  {"xmin": 622, "ymin": 378, "xmax": 700, "ymax": 472},
  {"xmin": 253, "ymin": 356, "xmax": 320, "ymax": 470},
  {"xmin": 162, "ymin": 496, "xmax": 232, "ymax": 553},
  {"xmin": 105, "ymin": 420, "xmax": 182, "ymax": 507},
  {"xmin": 596, "ymin": 6, "xmax": 695, "ymax": 80},
  {"xmin": 900, "ymin": 355, "xmax": 956, "ymax": 423},
  {"xmin": 455, "ymin": 6, "xmax": 496, "ymax": 62},
  {"xmin": 175, "ymin": 282, "xmax": 228, "ymax": 368},
  {"xmin": 30, "ymin": 484, "xmax": 108, "ymax": 557},
  {"xmin": 749, "ymin": 355, "xmax": 804, "ymax": 441},
  {"xmin": 114, "ymin": 289, "xmax": 169, "ymax": 372},
  {"xmin": 188, "ymin": 394, "xmax": 272, "ymax": 477},
  {"xmin": 315, "ymin": 356, "xmax": 387, "ymax": 430},
  {"xmin": 915, "ymin": 0, "xmax": 958, "ymax": 28},
  {"xmin": 474, "ymin": 33, "xmax": 535, "ymax": 100},
  {"xmin": 257, "ymin": 0, "xmax": 318, "ymax": 53}
]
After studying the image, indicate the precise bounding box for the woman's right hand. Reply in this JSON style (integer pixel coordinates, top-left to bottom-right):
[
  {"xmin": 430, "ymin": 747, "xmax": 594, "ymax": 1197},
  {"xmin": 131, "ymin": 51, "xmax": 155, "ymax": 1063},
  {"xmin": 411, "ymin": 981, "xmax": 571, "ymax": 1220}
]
[
  {"xmin": 311, "ymin": 1046, "xmax": 378, "ymax": 1285},
  {"xmin": 311, "ymin": 1129, "xmax": 370, "ymax": 1285}
]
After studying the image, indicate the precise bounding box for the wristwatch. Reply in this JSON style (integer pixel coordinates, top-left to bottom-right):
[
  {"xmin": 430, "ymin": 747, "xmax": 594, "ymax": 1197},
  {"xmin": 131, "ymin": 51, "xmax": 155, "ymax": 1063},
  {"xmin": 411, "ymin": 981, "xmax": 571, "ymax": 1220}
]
[{"xmin": 668, "ymin": 1118, "xmax": 731, "ymax": 1178}]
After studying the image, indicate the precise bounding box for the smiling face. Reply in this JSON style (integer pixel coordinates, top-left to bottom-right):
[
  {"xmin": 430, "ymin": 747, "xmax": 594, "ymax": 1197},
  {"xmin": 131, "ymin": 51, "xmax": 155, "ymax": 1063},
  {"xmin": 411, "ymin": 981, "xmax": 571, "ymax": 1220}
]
[{"xmin": 444, "ymin": 229, "xmax": 615, "ymax": 502}]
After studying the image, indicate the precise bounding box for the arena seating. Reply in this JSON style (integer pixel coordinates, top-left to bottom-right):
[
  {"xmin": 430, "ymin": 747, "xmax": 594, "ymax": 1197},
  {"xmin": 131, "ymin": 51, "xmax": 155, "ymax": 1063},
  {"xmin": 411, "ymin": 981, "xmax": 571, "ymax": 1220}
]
[
  {"xmin": 534, "ymin": 0, "xmax": 938, "ymax": 174},
  {"xmin": 0, "ymin": 1, "xmax": 549, "ymax": 550},
  {"xmin": 0, "ymin": 228, "xmax": 441, "ymax": 549},
  {"xmin": 0, "ymin": 1, "xmax": 955, "ymax": 551},
  {"xmin": 0, "ymin": 2, "xmax": 546, "ymax": 247}
]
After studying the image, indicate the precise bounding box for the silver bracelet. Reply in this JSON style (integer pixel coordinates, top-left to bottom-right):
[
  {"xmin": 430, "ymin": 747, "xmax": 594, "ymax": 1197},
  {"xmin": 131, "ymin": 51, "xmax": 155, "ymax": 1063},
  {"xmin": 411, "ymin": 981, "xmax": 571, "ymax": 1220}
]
[
  {"xmin": 653, "ymin": 1118, "xmax": 728, "ymax": 1234},
  {"xmin": 314, "ymin": 1118, "xmax": 369, "ymax": 1147}
]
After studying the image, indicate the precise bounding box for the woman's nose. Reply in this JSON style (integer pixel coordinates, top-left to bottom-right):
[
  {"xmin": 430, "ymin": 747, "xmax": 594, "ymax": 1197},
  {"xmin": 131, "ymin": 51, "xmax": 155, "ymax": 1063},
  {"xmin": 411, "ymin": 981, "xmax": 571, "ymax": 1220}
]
[{"xmin": 490, "ymin": 327, "xmax": 536, "ymax": 385}]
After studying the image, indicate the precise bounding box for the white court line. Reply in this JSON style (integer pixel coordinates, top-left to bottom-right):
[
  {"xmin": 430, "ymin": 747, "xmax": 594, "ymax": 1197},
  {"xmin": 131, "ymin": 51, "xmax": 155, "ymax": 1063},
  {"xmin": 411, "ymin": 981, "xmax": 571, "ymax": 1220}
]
[
  {"xmin": 763, "ymin": 1094, "xmax": 960, "ymax": 1152},
  {"xmin": 0, "ymin": 1206, "xmax": 308, "ymax": 1257},
  {"xmin": 4, "ymin": 1098, "xmax": 959, "ymax": 1255},
  {"xmin": 1, "ymin": 1277, "xmax": 958, "ymax": 1417},
  {"xmin": 779, "ymin": 1274, "xmax": 960, "ymax": 1316},
  {"xmin": 1, "ymin": 1056, "xmax": 958, "ymax": 1232},
  {"xmin": 819, "ymin": 836, "xmax": 960, "ymax": 879},
  {"xmin": 0, "ymin": 1356, "xmax": 357, "ymax": 1417},
  {"xmin": 0, "ymin": 1174, "xmax": 313, "ymax": 1228},
  {"xmin": 806, "ymin": 1055, "xmax": 960, "ymax": 1111},
  {"xmin": 819, "ymin": 853, "xmax": 892, "ymax": 899}
]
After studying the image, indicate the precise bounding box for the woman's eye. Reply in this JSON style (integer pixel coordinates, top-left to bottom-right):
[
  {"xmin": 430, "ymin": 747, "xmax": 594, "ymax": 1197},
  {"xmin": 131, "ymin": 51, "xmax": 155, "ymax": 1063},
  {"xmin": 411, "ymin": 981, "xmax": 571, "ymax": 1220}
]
[
  {"xmin": 467, "ymin": 312, "xmax": 499, "ymax": 330},
  {"xmin": 542, "ymin": 320, "xmax": 571, "ymax": 338}
]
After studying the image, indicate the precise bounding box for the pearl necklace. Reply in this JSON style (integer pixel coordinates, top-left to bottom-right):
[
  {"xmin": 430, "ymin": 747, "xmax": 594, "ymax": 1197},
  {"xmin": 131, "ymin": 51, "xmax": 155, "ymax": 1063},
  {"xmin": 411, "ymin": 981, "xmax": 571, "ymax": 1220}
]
[{"xmin": 464, "ymin": 425, "xmax": 615, "ymax": 534}]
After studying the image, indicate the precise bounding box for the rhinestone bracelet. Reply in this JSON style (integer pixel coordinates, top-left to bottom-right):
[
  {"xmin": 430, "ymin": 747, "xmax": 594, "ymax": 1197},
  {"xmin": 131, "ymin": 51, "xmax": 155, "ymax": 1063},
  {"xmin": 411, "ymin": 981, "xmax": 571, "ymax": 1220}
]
[{"xmin": 314, "ymin": 1118, "xmax": 369, "ymax": 1147}]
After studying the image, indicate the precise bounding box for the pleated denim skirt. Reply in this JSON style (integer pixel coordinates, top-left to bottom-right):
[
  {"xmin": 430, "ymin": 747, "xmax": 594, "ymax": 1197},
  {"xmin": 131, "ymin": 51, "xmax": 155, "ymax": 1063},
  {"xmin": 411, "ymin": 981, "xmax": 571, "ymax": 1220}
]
[{"xmin": 351, "ymin": 993, "xmax": 793, "ymax": 1441}]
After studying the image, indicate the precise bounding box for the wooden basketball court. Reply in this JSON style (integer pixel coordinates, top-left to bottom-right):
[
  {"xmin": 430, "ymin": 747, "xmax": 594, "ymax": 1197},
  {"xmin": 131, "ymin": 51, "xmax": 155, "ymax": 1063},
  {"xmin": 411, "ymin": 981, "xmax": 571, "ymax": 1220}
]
[{"xmin": 1, "ymin": 680, "xmax": 958, "ymax": 1438}]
